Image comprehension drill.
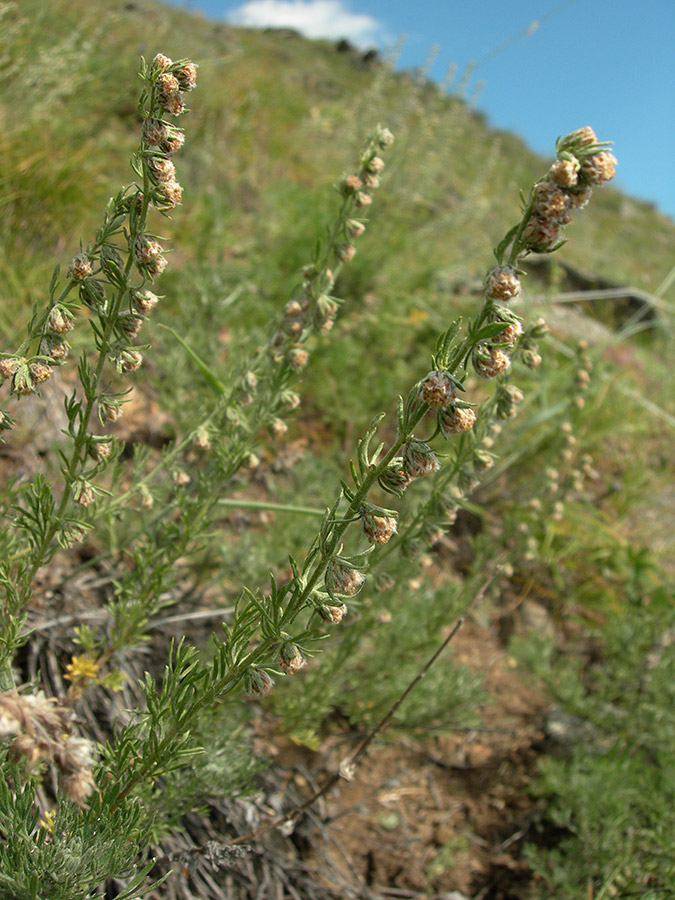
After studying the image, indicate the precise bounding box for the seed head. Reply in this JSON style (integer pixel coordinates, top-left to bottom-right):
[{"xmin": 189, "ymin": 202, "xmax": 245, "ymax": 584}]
[
  {"xmin": 157, "ymin": 72, "xmax": 179, "ymax": 97},
  {"xmin": 362, "ymin": 172, "xmax": 379, "ymax": 189},
  {"xmin": 379, "ymin": 457, "xmax": 412, "ymax": 494},
  {"xmin": 12, "ymin": 363, "xmax": 34, "ymax": 395},
  {"xmin": 496, "ymin": 384, "xmax": 524, "ymax": 419},
  {"xmin": 160, "ymin": 129, "xmax": 185, "ymax": 155},
  {"xmin": 439, "ymin": 405, "xmax": 477, "ymax": 436},
  {"xmin": 378, "ymin": 128, "xmax": 394, "ymax": 148},
  {"xmin": 139, "ymin": 486, "xmax": 154, "ymax": 508},
  {"xmin": 74, "ymin": 481, "xmax": 95, "ymax": 507},
  {"xmin": 162, "ymin": 92, "xmax": 185, "ymax": 116},
  {"xmin": 355, "ymin": 191, "xmax": 372, "ymax": 209},
  {"xmin": 420, "ymin": 369, "xmax": 456, "ymax": 408},
  {"xmin": 522, "ymin": 348, "xmax": 542, "ymax": 369},
  {"xmin": 68, "ymin": 254, "xmax": 92, "ymax": 282},
  {"xmin": 494, "ymin": 319, "xmax": 524, "ymax": 347},
  {"xmin": 121, "ymin": 314, "xmax": 143, "ymax": 338},
  {"xmin": 473, "ymin": 449, "xmax": 494, "ymax": 471},
  {"xmin": 341, "ymin": 174, "xmax": 362, "ymax": 194},
  {"xmin": 45, "ymin": 339, "xmax": 68, "ymax": 361},
  {"xmin": 558, "ymin": 126, "xmax": 598, "ymax": 153},
  {"xmin": 99, "ymin": 400, "xmax": 123, "ymax": 424},
  {"xmin": 134, "ymin": 234, "xmax": 163, "ymax": 265},
  {"xmin": 92, "ymin": 441, "xmax": 111, "ymax": 461},
  {"xmin": 193, "ymin": 428, "xmax": 211, "ymax": 451},
  {"xmin": 346, "ymin": 219, "xmax": 366, "ymax": 238},
  {"xmin": 566, "ymin": 186, "xmax": 593, "ymax": 210},
  {"xmin": 486, "ymin": 266, "xmax": 521, "ymax": 301},
  {"xmin": 367, "ymin": 156, "xmax": 385, "ymax": 174}
]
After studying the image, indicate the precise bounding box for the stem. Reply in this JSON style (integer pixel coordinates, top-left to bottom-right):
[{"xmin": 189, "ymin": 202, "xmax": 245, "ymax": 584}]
[{"xmin": 217, "ymin": 498, "xmax": 324, "ymax": 516}]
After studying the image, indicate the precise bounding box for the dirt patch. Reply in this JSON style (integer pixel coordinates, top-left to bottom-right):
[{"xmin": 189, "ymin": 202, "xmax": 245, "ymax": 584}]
[{"xmin": 267, "ymin": 618, "xmax": 549, "ymax": 899}]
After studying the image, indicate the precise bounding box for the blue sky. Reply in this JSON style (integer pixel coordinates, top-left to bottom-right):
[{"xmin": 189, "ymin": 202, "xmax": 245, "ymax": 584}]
[{"xmin": 168, "ymin": 0, "xmax": 675, "ymax": 220}]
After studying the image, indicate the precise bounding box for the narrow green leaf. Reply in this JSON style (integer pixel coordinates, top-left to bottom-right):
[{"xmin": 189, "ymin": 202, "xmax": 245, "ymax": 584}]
[{"xmin": 158, "ymin": 324, "xmax": 227, "ymax": 396}]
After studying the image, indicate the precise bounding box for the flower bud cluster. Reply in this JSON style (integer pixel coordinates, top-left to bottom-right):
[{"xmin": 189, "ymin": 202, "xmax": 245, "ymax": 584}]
[
  {"xmin": 522, "ymin": 126, "xmax": 616, "ymax": 254},
  {"xmin": 417, "ymin": 368, "xmax": 478, "ymax": 441},
  {"xmin": 271, "ymin": 126, "xmax": 395, "ymax": 377},
  {"xmin": 0, "ymin": 690, "xmax": 95, "ymax": 807}
]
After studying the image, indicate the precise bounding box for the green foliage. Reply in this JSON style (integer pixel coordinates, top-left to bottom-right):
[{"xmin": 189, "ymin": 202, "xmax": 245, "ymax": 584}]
[{"xmin": 513, "ymin": 551, "xmax": 675, "ymax": 898}]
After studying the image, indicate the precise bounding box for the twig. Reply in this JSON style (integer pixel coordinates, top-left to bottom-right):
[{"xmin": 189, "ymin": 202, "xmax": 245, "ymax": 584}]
[{"xmin": 227, "ymin": 565, "xmax": 500, "ymax": 846}]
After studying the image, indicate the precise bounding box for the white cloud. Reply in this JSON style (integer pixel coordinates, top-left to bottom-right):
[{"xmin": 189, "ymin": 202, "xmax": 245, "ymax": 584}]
[{"xmin": 226, "ymin": 1, "xmax": 384, "ymax": 48}]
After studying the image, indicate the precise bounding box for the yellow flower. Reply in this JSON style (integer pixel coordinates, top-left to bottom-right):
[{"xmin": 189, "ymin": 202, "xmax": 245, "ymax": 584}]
[
  {"xmin": 39, "ymin": 808, "xmax": 56, "ymax": 834},
  {"xmin": 64, "ymin": 654, "xmax": 100, "ymax": 684}
]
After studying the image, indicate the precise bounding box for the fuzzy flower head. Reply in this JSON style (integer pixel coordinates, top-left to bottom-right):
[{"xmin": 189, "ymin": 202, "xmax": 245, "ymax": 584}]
[
  {"xmin": 523, "ymin": 216, "xmax": 562, "ymax": 252},
  {"xmin": 147, "ymin": 157, "xmax": 176, "ymax": 184},
  {"xmin": 132, "ymin": 288, "xmax": 160, "ymax": 313},
  {"xmin": 581, "ymin": 151, "xmax": 617, "ymax": 185},
  {"xmin": 152, "ymin": 53, "xmax": 173, "ymax": 73},
  {"xmin": 175, "ymin": 61, "xmax": 198, "ymax": 91},
  {"xmin": 486, "ymin": 266, "xmax": 521, "ymax": 302},
  {"xmin": 68, "ymin": 254, "xmax": 93, "ymax": 282},
  {"xmin": 154, "ymin": 180, "xmax": 183, "ymax": 209},
  {"xmin": 533, "ymin": 181, "xmax": 569, "ymax": 221},
  {"xmin": 245, "ymin": 668, "xmax": 275, "ymax": 697},
  {"xmin": 143, "ymin": 117, "xmax": 169, "ymax": 146},
  {"xmin": 403, "ymin": 439, "xmax": 440, "ymax": 480},
  {"xmin": 278, "ymin": 642, "xmax": 306, "ymax": 675},
  {"xmin": 48, "ymin": 307, "xmax": 75, "ymax": 334},
  {"xmin": 361, "ymin": 507, "xmax": 398, "ymax": 545},
  {"xmin": 318, "ymin": 602, "xmax": 348, "ymax": 625},
  {"xmin": 326, "ymin": 560, "xmax": 364, "ymax": 597},
  {"xmin": 472, "ymin": 346, "xmax": 511, "ymax": 379},
  {"xmin": 557, "ymin": 126, "xmax": 598, "ymax": 155},
  {"xmin": 549, "ymin": 157, "xmax": 580, "ymax": 188},
  {"xmin": 439, "ymin": 404, "xmax": 477, "ymax": 436},
  {"xmin": 420, "ymin": 369, "xmax": 456, "ymax": 408},
  {"xmin": 379, "ymin": 457, "xmax": 412, "ymax": 495}
]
